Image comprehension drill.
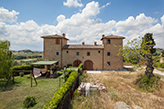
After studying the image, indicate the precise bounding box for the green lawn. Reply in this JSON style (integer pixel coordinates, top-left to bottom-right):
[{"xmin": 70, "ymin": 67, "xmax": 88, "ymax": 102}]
[{"xmin": 0, "ymin": 75, "xmax": 63, "ymax": 109}]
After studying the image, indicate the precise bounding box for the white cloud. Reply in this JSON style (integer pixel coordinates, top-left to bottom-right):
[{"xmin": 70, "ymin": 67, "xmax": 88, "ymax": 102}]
[
  {"xmin": 63, "ymin": 0, "xmax": 83, "ymax": 7},
  {"xmin": 101, "ymin": 2, "xmax": 111, "ymax": 9},
  {"xmin": 0, "ymin": 7, "xmax": 19, "ymax": 23},
  {"xmin": 140, "ymin": 15, "xmax": 164, "ymax": 47},
  {"xmin": 0, "ymin": 2, "xmax": 164, "ymax": 50},
  {"xmin": 56, "ymin": 1, "xmax": 101, "ymax": 39},
  {"xmin": 57, "ymin": 15, "xmax": 66, "ymax": 22},
  {"xmin": 154, "ymin": 11, "xmax": 159, "ymax": 14},
  {"xmin": 116, "ymin": 13, "xmax": 157, "ymax": 32}
]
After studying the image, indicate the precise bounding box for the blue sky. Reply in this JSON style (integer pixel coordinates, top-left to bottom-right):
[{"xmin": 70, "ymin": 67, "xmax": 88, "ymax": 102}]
[{"xmin": 0, "ymin": 0, "xmax": 164, "ymax": 50}]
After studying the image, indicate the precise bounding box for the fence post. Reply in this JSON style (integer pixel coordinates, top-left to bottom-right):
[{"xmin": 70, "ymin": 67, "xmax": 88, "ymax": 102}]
[{"xmin": 13, "ymin": 72, "xmax": 14, "ymax": 84}]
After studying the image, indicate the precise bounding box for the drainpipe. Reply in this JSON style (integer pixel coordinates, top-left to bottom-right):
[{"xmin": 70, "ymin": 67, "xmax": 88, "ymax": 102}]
[
  {"xmin": 43, "ymin": 39, "xmax": 45, "ymax": 60},
  {"xmin": 61, "ymin": 38, "xmax": 63, "ymax": 68}
]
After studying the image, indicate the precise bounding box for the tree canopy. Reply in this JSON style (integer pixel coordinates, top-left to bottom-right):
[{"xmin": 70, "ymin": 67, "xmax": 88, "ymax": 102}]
[
  {"xmin": 0, "ymin": 40, "xmax": 13, "ymax": 78},
  {"xmin": 141, "ymin": 33, "xmax": 156, "ymax": 77}
]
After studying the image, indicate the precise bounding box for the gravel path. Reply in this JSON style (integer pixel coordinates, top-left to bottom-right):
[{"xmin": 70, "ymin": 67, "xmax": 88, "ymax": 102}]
[
  {"xmin": 87, "ymin": 71, "xmax": 101, "ymax": 73},
  {"xmin": 153, "ymin": 69, "xmax": 164, "ymax": 76},
  {"xmin": 124, "ymin": 65, "xmax": 164, "ymax": 76}
]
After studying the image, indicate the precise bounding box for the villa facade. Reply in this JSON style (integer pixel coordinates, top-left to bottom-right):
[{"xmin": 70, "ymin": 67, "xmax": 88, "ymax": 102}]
[{"xmin": 41, "ymin": 33, "xmax": 125, "ymax": 70}]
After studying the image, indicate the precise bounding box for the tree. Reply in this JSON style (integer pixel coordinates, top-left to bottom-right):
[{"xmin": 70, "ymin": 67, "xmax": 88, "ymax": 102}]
[
  {"xmin": 123, "ymin": 33, "xmax": 156, "ymax": 77},
  {"xmin": 161, "ymin": 50, "xmax": 164, "ymax": 57},
  {"xmin": 0, "ymin": 40, "xmax": 14, "ymax": 78},
  {"xmin": 123, "ymin": 37, "xmax": 143, "ymax": 64},
  {"xmin": 141, "ymin": 33, "xmax": 156, "ymax": 77},
  {"xmin": 123, "ymin": 33, "xmax": 162, "ymax": 92}
]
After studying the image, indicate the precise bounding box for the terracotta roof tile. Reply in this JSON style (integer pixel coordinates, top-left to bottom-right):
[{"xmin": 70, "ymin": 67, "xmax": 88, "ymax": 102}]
[
  {"xmin": 41, "ymin": 34, "xmax": 69, "ymax": 40},
  {"xmin": 63, "ymin": 45, "xmax": 104, "ymax": 49},
  {"xmin": 101, "ymin": 35, "xmax": 125, "ymax": 40}
]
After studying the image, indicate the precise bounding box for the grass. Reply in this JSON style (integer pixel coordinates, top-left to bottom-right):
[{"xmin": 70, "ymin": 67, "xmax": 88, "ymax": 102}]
[
  {"xmin": 135, "ymin": 74, "xmax": 161, "ymax": 92},
  {"xmin": 71, "ymin": 71, "xmax": 164, "ymax": 109},
  {"xmin": 0, "ymin": 74, "xmax": 63, "ymax": 109}
]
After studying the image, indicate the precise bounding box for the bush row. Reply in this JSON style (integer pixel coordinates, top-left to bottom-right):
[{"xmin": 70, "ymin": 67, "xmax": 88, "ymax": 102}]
[
  {"xmin": 43, "ymin": 71, "xmax": 78, "ymax": 109},
  {"xmin": 12, "ymin": 65, "xmax": 44, "ymax": 76},
  {"xmin": 12, "ymin": 65, "xmax": 44, "ymax": 70}
]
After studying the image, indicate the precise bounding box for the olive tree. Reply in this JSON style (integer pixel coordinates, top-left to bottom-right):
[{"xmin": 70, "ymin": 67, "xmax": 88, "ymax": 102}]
[
  {"xmin": 140, "ymin": 33, "xmax": 156, "ymax": 77},
  {"xmin": 123, "ymin": 33, "xmax": 156, "ymax": 77},
  {"xmin": 123, "ymin": 33, "xmax": 162, "ymax": 92}
]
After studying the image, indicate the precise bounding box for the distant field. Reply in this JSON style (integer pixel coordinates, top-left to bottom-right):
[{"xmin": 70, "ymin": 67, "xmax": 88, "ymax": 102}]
[{"xmin": 13, "ymin": 51, "xmax": 43, "ymax": 61}]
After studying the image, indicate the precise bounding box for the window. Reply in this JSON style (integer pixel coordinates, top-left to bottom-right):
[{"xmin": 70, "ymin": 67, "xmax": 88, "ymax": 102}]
[
  {"xmin": 107, "ymin": 39, "xmax": 110, "ymax": 44},
  {"xmin": 56, "ymin": 51, "xmax": 60, "ymax": 56},
  {"xmin": 98, "ymin": 51, "xmax": 100, "ymax": 53},
  {"xmin": 107, "ymin": 61, "xmax": 110, "ymax": 66},
  {"xmin": 56, "ymin": 61, "xmax": 59, "ymax": 66},
  {"xmin": 107, "ymin": 52, "xmax": 110, "ymax": 56},
  {"xmin": 87, "ymin": 52, "xmax": 90, "ymax": 56},
  {"xmin": 56, "ymin": 39, "xmax": 60, "ymax": 44},
  {"xmin": 76, "ymin": 52, "xmax": 80, "ymax": 56},
  {"xmin": 66, "ymin": 51, "xmax": 69, "ymax": 53}
]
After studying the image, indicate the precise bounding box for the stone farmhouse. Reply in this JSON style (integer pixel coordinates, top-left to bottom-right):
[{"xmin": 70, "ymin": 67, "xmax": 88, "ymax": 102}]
[{"xmin": 41, "ymin": 33, "xmax": 125, "ymax": 70}]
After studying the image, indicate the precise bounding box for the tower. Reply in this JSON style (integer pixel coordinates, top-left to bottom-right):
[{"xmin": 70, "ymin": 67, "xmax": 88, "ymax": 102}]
[
  {"xmin": 41, "ymin": 33, "xmax": 69, "ymax": 67},
  {"xmin": 101, "ymin": 34, "xmax": 125, "ymax": 70}
]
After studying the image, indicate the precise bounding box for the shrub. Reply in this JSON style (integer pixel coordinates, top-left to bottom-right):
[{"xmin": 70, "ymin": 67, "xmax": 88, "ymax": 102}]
[
  {"xmin": 135, "ymin": 74, "xmax": 161, "ymax": 92},
  {"xmin": 73, "ymin": 89, "xmax": 80, "ymax": 99},
  {"xmin": 12, "ymin": 65, "xmax": 44, "ymax": 71},
  {"xmin": 20, "ymin": 72, "xmax": 24, "ymax": 77},
  {"xmin": 12, "ymin": 65, "xmax": 44, "ymax": 76},
  {"xmin": 12, "ymin": 65, "xmax": 32, "ymax": 70},
  {"xmin": 57, "ymin": 70, "xmax": 64, "ymax": 75},
  {"xmin": 79, "ymin": 71, "xmax": 88, "ymax": 83},
  {"xmin": 43, "ymin": 71, "xmax": 78, "ymax": 109},
  {"xmin": 154, "ymin": 62, "xmax": 161, "ymax": 68},
  {"xmin": 12, "ymin": 65, "xmax": 32, "ymax": 76},
  {"xmin": 52, "ymin": 66, "xmax": 59, "ymax": 72},
  {"xmin": 46, "ymin": 71, "xmax": 50, "ymax": 78},
  {"xmin": 23, "ymin": 96, "xmax": 36, "ymax": 108},
  {"xmin": 78, "ymin": 63, "xmax": 83, "ymax": 72},
  {"xmin": 161, "ymin": 63, "xmax": 164, "ymax": 68}
]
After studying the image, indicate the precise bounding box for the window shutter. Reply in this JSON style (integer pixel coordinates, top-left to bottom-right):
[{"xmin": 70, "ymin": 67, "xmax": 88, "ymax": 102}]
[{"xmin": 56, "ymin": 39, "xmax": 60, "ymax": 44}]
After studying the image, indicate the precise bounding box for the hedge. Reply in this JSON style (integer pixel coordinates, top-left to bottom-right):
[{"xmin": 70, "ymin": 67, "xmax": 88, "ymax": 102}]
[
  {"xmin": 12, "ymin": 65, "xmax": 44, "ymax": 76},
  {"xmin": 43, "ymin": 71, "xmax": 78, "ymax": 109},
  {"xmin": 12, "ymin": 65, "xmax": 44, "ymax": 70}
]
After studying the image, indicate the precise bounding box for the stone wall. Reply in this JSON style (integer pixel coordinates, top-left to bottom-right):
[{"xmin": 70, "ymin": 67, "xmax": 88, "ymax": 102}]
[
  {"xmin": 42, "ymin": 36, "xmax": 124, "ymax": 70},
  {"xmin": 43, "ymin": 38, "xmax": 62, "ymax": 67},
  {"xmin": 103, "ymin": 38, "xmax": 123, "ymax": 70},
  {"xmin": 62, "ymin": 49, "xmax": 103, "ymax": 70}
]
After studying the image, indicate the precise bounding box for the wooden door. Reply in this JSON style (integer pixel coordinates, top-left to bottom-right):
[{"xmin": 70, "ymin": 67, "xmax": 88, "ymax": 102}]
[
  {"xmin": 73, "ymin": 60, "xmax": 82, "ymax": 67},
  {"xmin": 84, "ymin": 60, "xmax": 93, "ymax": 70}
]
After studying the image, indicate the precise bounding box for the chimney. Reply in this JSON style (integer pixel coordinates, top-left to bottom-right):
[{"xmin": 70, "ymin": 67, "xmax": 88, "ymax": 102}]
[
  {"xmin": 94, "ymin": 41, "xmax": 97, "ymax": 45},
  {"xmin": 62, "ymin": 33, "xmax": 65, "ymax": 37},
  {"xmin": 82, "ymin": 42, "xmax": 85, "ymax": 45},
  {"xmin": 102, "ymin": 34, "xmax": 105, "ymax": 38}
]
